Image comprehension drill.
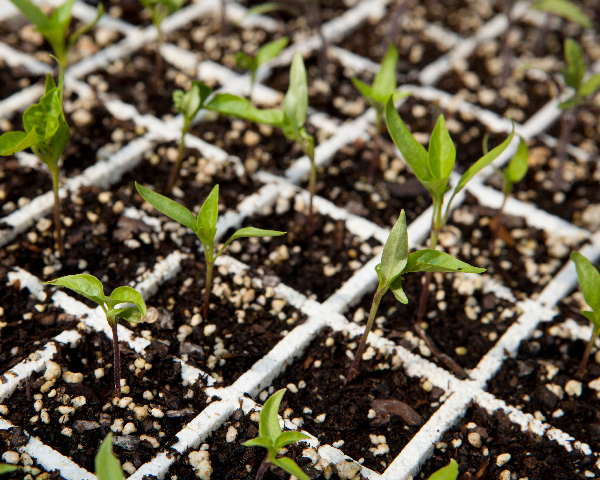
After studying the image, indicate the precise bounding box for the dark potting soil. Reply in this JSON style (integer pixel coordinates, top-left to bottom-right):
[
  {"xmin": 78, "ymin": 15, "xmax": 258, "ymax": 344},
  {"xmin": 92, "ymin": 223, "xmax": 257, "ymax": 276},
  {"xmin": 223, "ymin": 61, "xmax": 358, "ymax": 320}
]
[
  {"xmin": 139, "ymin": 256, "xmax": 306, "ymax": 385},
  {"xmin": 269, "ymin": 328, "xmax": 444, "ymax": 473},
  {"xmin": 417, "ymin": 403, "xmax": 600, "ymax": 479},
  {"xmin": 240, "ymin": 0, "xmax": 349, "ymax": 25},
  {"xmin": 487, "ymin": 298, "xmax": 600, "ymax": 451},
  {"xmin": 0, "ymin": 64, "xmax": 44, "ymax": 100},
  {"xmin": 349, "ymin": 269, "xmax": 517, "ymax": 371},
  {"xmin": 546, "ymin": 104, "xmax": 600, "ymax": 152},
  {"xmin": 0, "ymin": 268, "xmax": 78, "ymax": 373},
  {"xmin": 0, "ymin": 439, "xmax": 65, "ymax": 480},
  {"xmin": 227, "ymin": 209, "xmax": 380, "ymax": 303},
  {"xmin": 417, "ymin": 0, "xmax": 502, "ymax": 37},
  {"xmin": 4, "ymin": 330, "xmax": 209, "ymax": 472},
  {"xmin": 315, "ymin": 138, "xmax": 431, "ymax": 228}
]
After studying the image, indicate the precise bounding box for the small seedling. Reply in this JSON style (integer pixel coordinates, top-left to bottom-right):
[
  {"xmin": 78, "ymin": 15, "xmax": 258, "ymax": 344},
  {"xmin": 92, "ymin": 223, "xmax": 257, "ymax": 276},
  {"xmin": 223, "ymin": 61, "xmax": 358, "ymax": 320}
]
[
  {"xmin": 570, "ymin": 252, "xmax": 600, "ymax": 379},
  {"xmin": 0, "ymin": 67, "xmax": 70, "ymax": 254},
  {"xmin": 46, "ymin": 274, "xmax": 147, "ymax": 397},
  {"xmin": 9, "ymin": 0, "xmax": 104, "ymax": 69},
  {"xmin": 166, "ymin": 80, "xmax": 213, "ymax": 194},
  {"xmin": 138, "ymin": 0, "xmax": 186, "ymax": 84},
  {"xmin": 352, "ymin": 44, "xmax": 410, "ymax": 183},
  {"xmin": 243, "ymin": 388, "xmax": 310, "ymax": 480},
  {"xmin": 0, "ymin": 465, "xmax": 18, "ymax": 475},
  {"xmin": 488, "ymin": 135, "xmax": 529, "ymax": 249},
  {"xmin": 208, "ymin": 52, "xmax": 318, "ymax": 238},
  {"xmin": 532, "ymin": 0, "xmax": 592, "ymax": 28},
  {"xmin": 235, "ymin": 36, "xmax": 289, "ymax": 102},
  {"xmin": 135, "ymin": 183, "xmax": 285, "ymax": 320},
  {"xmin": 96, "ymin": 433, "xmax": 125, "ymax": 480},
  {"xmin": 384, "ymin": 99, "xmax": 514, "ymax": 361},
  {"xmin": 345, "ymin": 210, "xmax": 485, "ymax": 384},
  {"xmin": 553, "ymin": 38, "xmax": 600, "ymax": 189},
  {"xmin": 428, "ymin": 459, "xmax": 458, "ymax": 480}
]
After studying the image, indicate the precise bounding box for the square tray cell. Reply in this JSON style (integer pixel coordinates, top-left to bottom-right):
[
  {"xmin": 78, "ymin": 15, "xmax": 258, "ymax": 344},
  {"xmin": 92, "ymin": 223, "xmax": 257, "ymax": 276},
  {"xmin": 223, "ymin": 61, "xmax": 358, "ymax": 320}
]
[
  {"xmin": 417, "ymin": 403, "xmax": 600, "ymax": 479},
  {"xmin": 135, "ymin": 256, "xmax": 307, "ymax": 385}
]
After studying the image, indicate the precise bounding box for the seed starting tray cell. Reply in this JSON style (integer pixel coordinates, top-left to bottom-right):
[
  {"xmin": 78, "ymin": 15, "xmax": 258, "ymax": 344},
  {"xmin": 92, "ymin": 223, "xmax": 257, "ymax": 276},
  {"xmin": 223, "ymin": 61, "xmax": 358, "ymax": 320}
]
[{"xmin": 1, "ymin": 0, "xmax": 600, "ymax": 479}]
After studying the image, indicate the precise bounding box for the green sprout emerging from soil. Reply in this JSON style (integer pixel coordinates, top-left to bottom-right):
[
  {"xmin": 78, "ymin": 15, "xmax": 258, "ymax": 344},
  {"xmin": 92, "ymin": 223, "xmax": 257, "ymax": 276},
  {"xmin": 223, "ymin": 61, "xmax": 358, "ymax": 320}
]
[
  {"xmin": 0, "ymin": 67, "xmax": 70, "ymax": 254},
  {"xmin": 138, "ymin": 0, "xmax": 185, "ymax": 84},
  {"xmin": 9, "ymin": 0, "xmax": 104, "ymax": 69},
  {"xmin": 384, "ymin": 99, "xmax": 514, "ymax": 376},
  {"xmin": 208, "ymin": 52, "xmax": 318, "ymax": 238},
  {"xmin": 96, "ymin": 433, "xmax": 125, "ymax": 480},
  {"xmin": 345, "ymin": 210, "xmax": 485, "ymax": 384},
  {"xmin": 243, "ymin": 388, "xmax": 310, "ymax": 480},
  {"xmin": 235, "ymin": 37, "xmax": 289, "ymax": 102},
  {"xmin": 352, "ymin": 44, "xmax": 410, "ymax": 183},
  {"xmin": 135, "ymin": 183, "xmax": 285, "ymax": 320},
  {"xmin": 428, "ymin": 459, "xmax": 459, "ymax": 480},
  {"xmin": 166, "ymin": 80, "xmax": 213, "ymax": 194},
  {"xmin": 46, "ymin": 274, "xmax": 147, "ymax": 398},
  {"xmin": 570, "ymin": 252, "xmax": 600, "ymax": 379}
]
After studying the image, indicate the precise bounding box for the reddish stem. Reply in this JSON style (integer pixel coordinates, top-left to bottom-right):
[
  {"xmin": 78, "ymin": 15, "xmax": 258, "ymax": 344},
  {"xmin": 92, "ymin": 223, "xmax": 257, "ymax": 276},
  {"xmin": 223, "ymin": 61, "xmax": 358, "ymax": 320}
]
[
  {"xmin": 577, "ymin": 328, "xmax": 599, "ymax": 380},
  {"xmin": 110, "ymin": 322, "xmax": 121, "ymax": 398}
]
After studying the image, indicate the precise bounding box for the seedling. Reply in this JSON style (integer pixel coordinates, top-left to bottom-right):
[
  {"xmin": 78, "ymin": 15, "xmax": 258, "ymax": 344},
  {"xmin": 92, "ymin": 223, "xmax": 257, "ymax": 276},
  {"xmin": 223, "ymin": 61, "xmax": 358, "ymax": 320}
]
[
  {"xmin": 553, "ymin": 38, "xmax": 600, "ymax": 189},
  {"xmin": 352, "ymin": 44, "xmax": 410, "ymax": 183},
  {"xmin": 488, "ymin": 136, "xmax": 529, "ymax": 249},
  {"xmin": 345, "ymin": 210, "xmax": 485, "ymax": 384},
  {"xmin": 0, "ymin": 465, "xmax": 18, "ymax": 475},
  {"xmin": 96, "ymin": 433, "xmax": 125, "ymax": 480},
  {"xmin": 235, "ymin": 36, "xmax": 289, "ymax": 102},
  {"xmin": 208, "ymin": 52, "xmax": 318, "ymax": 238},
  {"xmin": 135, "ymin": 183, "xmax": 285, "ymax": 319},
  {"xmin": 385, "ymin": 99, "xmax": 514, "ymax": 344},
  {"xmin": 243, "ymin": 388, "xmax": 310, "ymax": 480},
  {"xmin": 9, "ymin": 0, "xmax": 104, "ymax": 69},
  {"xmin": 166, "ymin": 80, "xmax": 213, "ymax": 194},
  {"xmin": 138, "ymin": 0, "xmax": 186, "ymax": 84},
  {"xmin": 570, "ymin": 252, "xmax": 600, "ymax": 379},
  {"xmin": 0, "ymin": 67, "xmax": 70, "ymax": 254},
  {"xmin": 428, "ymin": 459, "xmax": 458, "ymax": 480},
  {"xmin": 45, "ymin": 274, "xmax": 147, "ymax": 398}
]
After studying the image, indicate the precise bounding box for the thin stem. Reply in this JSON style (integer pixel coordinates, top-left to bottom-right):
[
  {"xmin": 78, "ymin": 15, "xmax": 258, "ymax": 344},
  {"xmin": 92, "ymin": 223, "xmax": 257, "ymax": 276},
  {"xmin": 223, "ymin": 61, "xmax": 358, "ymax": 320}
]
[
  {"xmin": 488, "ymin": 193, "xmax": 508, "ymax": 251},
  {"xmin": 345, "ymin": 286, "xmax": 386, "ymax": 385},
  {"xmin": 249, "ymin": 71, "xmax": 256, "ymax": 103},
  {"xmin": 255, "ymin": 454, "xmax": 271, "ymax": 480},
  {"xmin": 306, "ymin": 155, "xmax": 316, "ymax": 241},
  {"xmin": 166, "ymin": 123, "xmax": 189, "ymax": 194},
  {"xmin": 155, "ymin": 26, "xmax": 164, "ymax": 87},
  {"xmin": 204, "ymin": 261, "xmax": 214, "ymax": 321},
  {"xmin": 50, "ymin": 167, "xmax": 63, "ymax": 255},
  {"xmin": 367, "ymin": 111, "xmax": 383, "ymax": 184},
  {"xmin": 554, "ymin": 107, "xmax": 577, "ymax": 191},
  {"xmin": 414, "ymin": 321, "xmax": 467, "ymax": 379},
  {"xmin": 110, "ymin": 321, "xmax": 121, "ymax": 398},
  {"xmin": 577, "ymin": 327, "xmax": 599, "ymax": 380},
  {"xmin": 499, "ymin": 0, "xmax": 515, "ymax": 85}
]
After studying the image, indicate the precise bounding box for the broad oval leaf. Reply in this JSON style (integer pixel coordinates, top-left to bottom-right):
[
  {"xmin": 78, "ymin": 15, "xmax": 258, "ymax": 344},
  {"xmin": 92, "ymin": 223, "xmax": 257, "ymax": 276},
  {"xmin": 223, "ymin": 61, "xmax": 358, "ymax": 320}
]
[
  {"xmin": 390, "ymin": 276, "xmax": 408, "ymax": 304},
  {"xmin": 379, "ymin": 210, "xmax": 409, "ymax": 288},
  {"xmin": 562, "ymin": 38, "xmax": 585, "ymax": 90},
  {"xmin": 282, "ymin": 52, "xmax": 308, "ymax": 133},
  {"xmin": 531, "ymin": 0, "xmax": 592, "ymax": 28},
  {"xmin": 571, "ymin": 252, "xmax": 600, "ymax": 318},
  {"xmin": 372, "ymin": 43, "xmax": 398, "ymax": 103},
  {"xmin": 242, "ymin": 437, "xmax": 274, "ymax": 449},
  {"xmin": 403, "ymin": 250, "xmax": 486, "ymax": 275},
  {"xmin": 256, "ymin": 37, "xmax": 289, "ymax": 66},
  {"xmin": 273, "ymin": 457, "xmax": 310, "ymax": 480},
  {"xmin": 275, "ymin": 430, "xmax": 311, "ymax": 449},
  {"xmin": 135, "ymin": 182, "xmax": 197, "ymax": 232},
  {"xmin": 95, "ymin": 434, "xmax": 125, "ymax": 480},
  {"xmin": 428, "ymin": 114, "xmax": 456, "ymax": 180},
  {"xmin": 109, "ymin": 286, "xmax": 146, "ymax": 317},
  {"xmin": 110, "ymin": 306, "xmax": 144, "ymax": 324},
  {"xmin": 385, "ymin": 98, "xmax": 431, "ymax": 182},
  {"xmin": 23, "ymin": 85, "xmax": 62, "ymax": 143},
  {"xmin": 0, "ymin": 130, "xmax": 37, "ymax": 155},
  {"xmin": 197, "ymin": 184, "xmax": 219, "ymax": 230},
  {"xmin": 46, "ymin": 274, "xmax": 106, "ymax": 306},
  {"xmin": 207, "ymin": 93, "xmax": 284, "ymax": 126},
  {"xmin": 259, "ymin": 388, "xmax": 285, "ymax": 440},
  {"xmin": 428, "ymin": 459, "xmax": 458, "ymax": 480}
]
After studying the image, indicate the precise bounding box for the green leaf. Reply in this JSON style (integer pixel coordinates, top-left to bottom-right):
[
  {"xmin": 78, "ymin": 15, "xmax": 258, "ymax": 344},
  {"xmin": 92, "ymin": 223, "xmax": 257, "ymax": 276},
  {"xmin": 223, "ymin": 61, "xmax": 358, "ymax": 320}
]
[
  {"xmin": 562, "ymin": 38, "xmax": 586, "ymax": 91},
  {"xmin": 403, "ymin": 250, "xmax": 486, "ymax": 274},
  {"xmin": 22, "ymin": 84, "xmax": 62, "ymax": 143},
  {"xmin": 282, "ymin": 52, "xmax": 308, "ymax": 134},
  {"xmin": 207, "ymin": 93, "xmax": 284, "ymax": 126},
  {"xmin": 197, "ymin": 185, "xmax": 219, "ymax": 230},
  {"xmin": 531, "ymin": 0, "xmax": 592, "ymax": 28},
  {"xmin": 558, "ymin": 96, "xmax": 580, "ymax": 110},
  {"xmin": 352, "ymin": 78, "xmax": 374, "ymax": 105},
  {"xmin": 372, "ymin": 44, "xmax": 398, "ymax": 104},
  {"xmin": 242, "ymin": 437, "xmax": 274, "ymax": 449},
  {"xmin": 8, "ymin": 0, "xmax": 49, "ymax": 29},
  {"xmin": 0, "ymin": 130, "xmax": 37, "ymax": 155},
  {"xmin": 244, "ymin": 2, "xmax": 282, "ymax": 17},
  {"xmin": 275, "ymin": 431, "xmax": 310, "ymax": 449},
  {"xmin": 385, "ymin": 98, "xmax": 432, "ymax": 182},
  {"xmin": 377, "ymin": 210, "xmax": 409, "ymax": 289},
  {"xmin": 571, "ymin": 252, "xmax": 600, "ymax": 318},
  {"xmin": 272, "ymin": 457, "xmax": 310, "ymax": 480},
  {"xmin": 220, "ymin": 227, "xmax": 285, "ymax": 255},
  {"xmin": 428, "ymin": 459, "xmax": 458, "ymax": 480},
  {"xmin": 49, "ymin": 109, "xmax": 70, "ymax": 167},
  {"xmin": 259, "ymin": 388, "xmax": 286, "ymax": 440},
  {"xmin": 428, "ymin": 114, "xmax": 456, "ymax": 180},
  {"xmin": 582, "ymin": 310, "xmax": 600, "ymax": 328},
  {"xmin": 173, "ymin": 81, "xmax": 211, "ymax": 120},
  {"xmin": 66, "ymin": 2, "xmax": 104, "ymax": 55},
  {"xmin": 389, "ymin": 275, "xmax": 408, "ymax": 304},
  {"xmin": 95, "ymin": 434, "xmax": 125, "ymax": 480},
  {"xmin": 0, "ymin": 464, "xmax": 19, "ymax": 474},
  {"xmin": 579, "ymin": 72, "xmax": 600, "ymax": 97},
  {"xmin": 110, "ymin": 307, "xmax": 145, "ymax": 324},
  {"xmin": 504, "ymin": 137, "xmax": 529, "ymax": 189},
  {"xmin": 109, "ymin": 286, "xmax": 146, "ymax": 317},
  {"xmin": 135, "ymin": 182, "xmax": 197, "ymax": 232},
  {"xmin": 256, "ymin": 37, "xmax": 289, "ymax": 66},
  {"xmin": 46, "ymin": 274, "xmax": 106, "ymax": 308},
  {"xmin": 196, "ymin": 227, "xmax": 217, "ymax": 249},
  {"xmin": 235, "ymin": 51, "xmax": 255, "ymax": 71}
]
